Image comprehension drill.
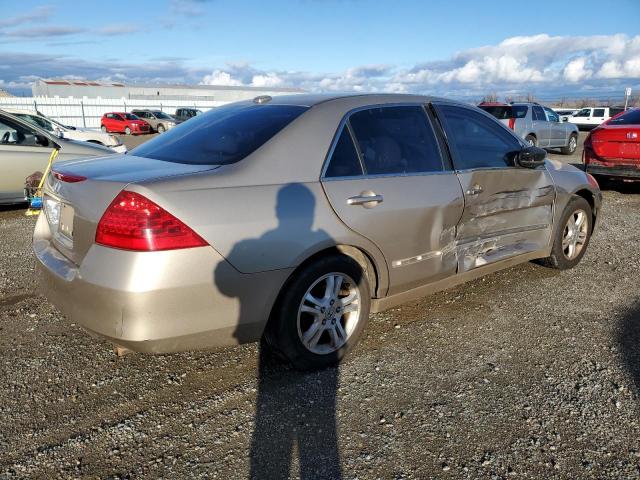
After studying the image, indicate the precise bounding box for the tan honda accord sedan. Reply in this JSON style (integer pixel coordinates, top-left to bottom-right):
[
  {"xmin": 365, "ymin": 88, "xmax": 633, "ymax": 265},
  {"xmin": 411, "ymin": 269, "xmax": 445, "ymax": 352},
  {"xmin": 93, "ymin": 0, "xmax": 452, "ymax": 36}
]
[{"xmin": 34, "ymin": 93, "xmax": 602, "ymax": 370}]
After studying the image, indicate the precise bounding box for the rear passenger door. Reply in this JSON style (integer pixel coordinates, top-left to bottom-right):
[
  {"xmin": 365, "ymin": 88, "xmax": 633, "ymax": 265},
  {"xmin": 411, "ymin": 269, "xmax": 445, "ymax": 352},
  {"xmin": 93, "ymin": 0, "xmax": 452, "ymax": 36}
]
[
  {"xmin": 433, "ymin": 103, "xmax": 555, "ymax": 272},
  {"xmin": 531, "ymin": 105, "xmax": 550, "ymax": 147},
  {"xmin": 321, "ymin": 105, "xmax": 465, "ymax": 294},
  {"xmin": 543, "ymin": 107, "xmax": 567, "ymax": 147}
]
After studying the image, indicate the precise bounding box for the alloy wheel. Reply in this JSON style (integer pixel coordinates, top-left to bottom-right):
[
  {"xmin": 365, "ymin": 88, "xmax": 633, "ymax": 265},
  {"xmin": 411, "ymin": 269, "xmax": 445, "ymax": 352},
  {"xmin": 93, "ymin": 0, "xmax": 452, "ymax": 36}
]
[
  {"xmin": 562, "ymin": 209, "xmax": 588, "ymax": 260},
  {"xmin": 297, "ymin": 272, "xmax": 361, "ymax": 355}
]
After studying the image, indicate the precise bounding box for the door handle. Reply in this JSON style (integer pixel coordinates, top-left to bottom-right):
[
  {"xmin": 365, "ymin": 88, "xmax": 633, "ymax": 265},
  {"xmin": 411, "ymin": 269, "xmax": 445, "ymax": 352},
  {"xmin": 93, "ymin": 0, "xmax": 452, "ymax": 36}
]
[
  {"xmin": 466, "ymin": 184, "xmax": 483, "ymax": 196},
  {"xmin": 347, "ymin": 192, "xmax": 383, "ymax": 208}
]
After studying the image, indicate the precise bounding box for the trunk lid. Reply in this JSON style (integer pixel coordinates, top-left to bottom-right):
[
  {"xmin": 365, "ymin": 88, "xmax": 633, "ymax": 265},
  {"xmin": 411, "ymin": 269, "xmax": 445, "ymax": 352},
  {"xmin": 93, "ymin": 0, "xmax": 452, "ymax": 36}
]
[
  {"xmin": 42, "ymin": 155, "xmax": 219, "ymax": 265},
  {"xmin": 591, "ymin": 125, "xmax": 640, "ymax": 161}
]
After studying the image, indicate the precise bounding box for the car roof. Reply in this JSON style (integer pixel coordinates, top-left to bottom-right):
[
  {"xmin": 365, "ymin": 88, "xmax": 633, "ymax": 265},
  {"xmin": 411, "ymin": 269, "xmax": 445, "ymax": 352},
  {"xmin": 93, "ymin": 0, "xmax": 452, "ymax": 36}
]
[{"xmin": 249, "ymin": 92, "xmax": 446, "ymax": 108}]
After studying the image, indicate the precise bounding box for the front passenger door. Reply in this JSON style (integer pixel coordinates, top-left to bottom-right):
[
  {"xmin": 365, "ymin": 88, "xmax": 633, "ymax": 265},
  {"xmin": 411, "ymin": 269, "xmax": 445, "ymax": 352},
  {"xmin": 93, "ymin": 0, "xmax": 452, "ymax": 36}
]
[{"xmin": 433, "ymin": 103, "xmax": 555, "ymax": 272}]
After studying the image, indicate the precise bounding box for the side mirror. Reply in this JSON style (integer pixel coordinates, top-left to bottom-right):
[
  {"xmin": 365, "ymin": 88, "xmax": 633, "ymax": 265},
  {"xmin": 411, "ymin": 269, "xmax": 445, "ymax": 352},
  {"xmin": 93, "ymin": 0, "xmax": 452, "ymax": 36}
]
[
  {"xmin": 35, "ymin": 134, "xmax": 50, "ymax": 147},
  {"xmin": 517, "ymin": 146, "xmax": 546, "ymax": 168},
  {"xmin": 55, "ymin": 129, "xmax": 65, "ymax": 139}
]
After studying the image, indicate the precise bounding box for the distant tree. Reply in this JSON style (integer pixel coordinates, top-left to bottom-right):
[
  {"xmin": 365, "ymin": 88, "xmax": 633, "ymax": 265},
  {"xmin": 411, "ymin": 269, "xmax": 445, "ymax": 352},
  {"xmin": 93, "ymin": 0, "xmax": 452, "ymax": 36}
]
[{"xmin": 481, "ymin": 92, "xmax": 498, "ymax": 103}]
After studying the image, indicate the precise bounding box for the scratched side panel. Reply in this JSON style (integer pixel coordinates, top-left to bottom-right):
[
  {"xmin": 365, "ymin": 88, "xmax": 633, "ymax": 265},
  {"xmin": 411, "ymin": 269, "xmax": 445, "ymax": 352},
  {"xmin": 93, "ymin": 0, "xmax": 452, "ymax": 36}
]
[{"xmin": 455, "ymin": 167, "xmax": 555, "ymax": 271}]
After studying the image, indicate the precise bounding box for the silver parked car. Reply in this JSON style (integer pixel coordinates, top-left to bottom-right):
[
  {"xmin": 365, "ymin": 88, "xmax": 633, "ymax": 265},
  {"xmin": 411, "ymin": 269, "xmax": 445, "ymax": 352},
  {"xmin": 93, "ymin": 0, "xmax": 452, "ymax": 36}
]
[
  {"xmin": 0, "ymin": 110, "xmax": 115, "ymax": 205},
  {"xmin": 130, "ymin": 109, "xmax": 176, "ymax": 133},
  {"xmin": 34, "ymin": 94, "xmax": 601, "ymax": 370},
  {"xmin": 479, "ymin": 102, "xmax": 580, "ymax": 155}
]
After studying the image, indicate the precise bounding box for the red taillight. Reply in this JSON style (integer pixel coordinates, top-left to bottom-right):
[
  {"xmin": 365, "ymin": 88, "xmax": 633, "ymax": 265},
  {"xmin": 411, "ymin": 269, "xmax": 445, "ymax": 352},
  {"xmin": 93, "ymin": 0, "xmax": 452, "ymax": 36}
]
[
  {"xmin": 508, "ymin": 117, "xmax": 515, "ymax": 130},
  {"xmin": 95, "ymin": 191, "xmax": 208, "ymax": 251},
  {"xmin": 52, "ymin": 170, "xmax": 87, "ymax": 183}
]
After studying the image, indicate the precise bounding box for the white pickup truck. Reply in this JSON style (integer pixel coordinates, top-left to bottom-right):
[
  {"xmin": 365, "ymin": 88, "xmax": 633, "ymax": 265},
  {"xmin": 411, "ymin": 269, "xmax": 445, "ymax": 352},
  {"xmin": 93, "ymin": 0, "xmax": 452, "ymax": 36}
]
[{"xmin": 566, "ymin": 106, "xmax": 625, "ymax": 130}]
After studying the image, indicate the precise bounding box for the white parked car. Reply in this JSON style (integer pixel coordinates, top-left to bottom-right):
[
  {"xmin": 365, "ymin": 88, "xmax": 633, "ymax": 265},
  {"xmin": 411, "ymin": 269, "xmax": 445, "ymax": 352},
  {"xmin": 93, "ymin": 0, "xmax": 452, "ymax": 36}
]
[
  {"xmin": 1, "ymin": 108, "xmax": 127, "ymax": 153},
  {"xmin": 566, "ymin": 106, "xmax": 625, "ymax": 130}
]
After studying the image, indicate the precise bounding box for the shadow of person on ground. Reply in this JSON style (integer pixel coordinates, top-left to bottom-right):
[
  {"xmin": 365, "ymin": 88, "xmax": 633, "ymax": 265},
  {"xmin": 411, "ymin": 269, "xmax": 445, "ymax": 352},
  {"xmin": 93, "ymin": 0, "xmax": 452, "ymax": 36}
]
[
  {"xmin": 619, "ymin": 302, "xmax": 640, "ymax": 398},
  {"xmin": 215, "ymin": 183, "xmax": 342, "ymax": 479}
]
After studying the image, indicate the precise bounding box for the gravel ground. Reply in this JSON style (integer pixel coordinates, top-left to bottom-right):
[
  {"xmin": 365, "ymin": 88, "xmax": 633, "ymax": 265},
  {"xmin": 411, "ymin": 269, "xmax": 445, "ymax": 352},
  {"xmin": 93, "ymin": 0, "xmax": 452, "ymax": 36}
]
[{"xmin": 2, "ymin": 134, "xmax": 640, "ymax": 479}]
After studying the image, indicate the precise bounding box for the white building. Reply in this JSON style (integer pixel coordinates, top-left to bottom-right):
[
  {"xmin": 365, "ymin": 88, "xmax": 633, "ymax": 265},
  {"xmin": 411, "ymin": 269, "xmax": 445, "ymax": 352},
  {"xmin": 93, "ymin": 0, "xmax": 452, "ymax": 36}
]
[{"xmin": 31, "ymin": 79, "xmax": 304, "ymax": 102}]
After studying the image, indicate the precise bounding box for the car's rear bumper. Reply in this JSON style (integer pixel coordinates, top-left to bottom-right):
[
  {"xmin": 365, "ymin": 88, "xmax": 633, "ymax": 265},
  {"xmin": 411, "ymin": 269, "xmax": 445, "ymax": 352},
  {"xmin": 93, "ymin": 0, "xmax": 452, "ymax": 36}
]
[
  {"xmin": 33, "ymin": 215, "xmax": 291, "ymax": 353},
  {"xmin": 586, "ymin": 164, "xmax": 640, "ymax": 179}
]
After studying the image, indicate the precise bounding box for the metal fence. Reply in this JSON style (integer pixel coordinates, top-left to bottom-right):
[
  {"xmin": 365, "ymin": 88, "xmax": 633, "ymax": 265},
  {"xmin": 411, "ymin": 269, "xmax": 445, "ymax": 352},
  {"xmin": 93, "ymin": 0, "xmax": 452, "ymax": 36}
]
[{"xmin": 0, "ymin": 97, "xmax": 228, "ymax": 129}]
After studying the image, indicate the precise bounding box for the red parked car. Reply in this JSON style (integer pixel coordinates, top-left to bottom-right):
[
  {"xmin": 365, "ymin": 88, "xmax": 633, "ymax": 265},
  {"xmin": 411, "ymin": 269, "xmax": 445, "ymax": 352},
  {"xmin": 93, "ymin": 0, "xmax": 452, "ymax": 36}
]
[
  {"xmin": 584, "ymin": 108, "xmax": 640, "ymax": 181},
  {"xmin": 101, "ymin": 112, "xmax": 150, "ymax": 135}
]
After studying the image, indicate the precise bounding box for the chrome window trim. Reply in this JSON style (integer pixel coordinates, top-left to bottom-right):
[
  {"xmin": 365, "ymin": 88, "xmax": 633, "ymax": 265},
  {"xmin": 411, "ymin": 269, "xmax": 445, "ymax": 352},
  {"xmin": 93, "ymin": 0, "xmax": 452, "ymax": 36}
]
[
  {"xmin": 320, "ymin": 102, "xmax": 449, "ymax": 181},
  {"xmin": 322, "ymin": 169, "xmax": 458, "ymax": 182}
]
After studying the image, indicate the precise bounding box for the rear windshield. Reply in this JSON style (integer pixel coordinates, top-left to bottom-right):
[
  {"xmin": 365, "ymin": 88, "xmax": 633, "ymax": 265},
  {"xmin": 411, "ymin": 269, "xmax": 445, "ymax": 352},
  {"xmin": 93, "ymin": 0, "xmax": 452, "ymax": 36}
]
[
  {"xmin": 608, "ymin": 108, "xmax": 640, "ymax": 126},
  {"xmin": 479, "ymin": 105, "xmax": 527, "ymax": 119},
  {"xmin": 132, "ymin": 103, "xmax": 308, "ymax": 165}
]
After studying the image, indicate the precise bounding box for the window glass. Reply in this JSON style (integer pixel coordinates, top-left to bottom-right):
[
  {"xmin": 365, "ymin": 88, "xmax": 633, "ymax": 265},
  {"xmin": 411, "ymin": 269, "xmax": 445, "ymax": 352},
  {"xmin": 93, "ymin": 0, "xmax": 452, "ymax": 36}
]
[
  {"xmin": 133, "ymin": 104, "xmax": 308, "ymax": 165},
  {"xmin": 593, "ymin": 108, "xmax": 605, "ymax": 117},
  {"xmin": 16, "ymin": 114, "xmax": 54, "ymax": 132},
  {"xmin": 124, "ymin": 114, "xmax": 139, "ymax": 120},
  {"xmin": 154, "ymin": 112, "xmax": 173, "ymax": 119},
  {"xmin": 348, "ymin": 106, "xmax": 443, "ymax": 175},
  {"xmin": 478, "ymin": 105, "xmax": 527, "ymax": 119},
  {"xmin": 610, "ymin": 108, "xmax": 624, "ymax": 117},
  {"xmin": 324, "ymin": 127, "xmax": 363, "ymax": 177},
  {"xmin": 544, "ymin": 108, "xmax": 560, "ymax": 122},
  {"xmin": 532, "ymin": 106, "xmax": 546, "ymax": 121},
  {"xmin": 608, "ymin": 108, "xmax": 640, "ymax": 125},
  {"xmin": 437, "ymin": 104, "xmax": 521, "ymax": 170},
  {"xmin": 574, "ymin": 108, "xmax": 591, "ymax": 117},
  {"xmin": 0, "ymin": 116, "xmax": 47, "ymax": 147}
]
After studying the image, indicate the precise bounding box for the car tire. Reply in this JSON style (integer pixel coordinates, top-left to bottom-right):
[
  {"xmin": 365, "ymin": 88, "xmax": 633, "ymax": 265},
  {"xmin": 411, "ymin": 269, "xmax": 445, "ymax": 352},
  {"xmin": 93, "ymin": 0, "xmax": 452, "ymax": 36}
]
[
  {"xmin": 266, "ymin": 254, "xmax": 370, "ymax": 371},
  {"xmin": 101, "ymin": 125, "xmax": 107, "ymax": 133},
  {"xmin": 539, "ymin": 195, "xmax": 592, "ymax": 270},
  {"xmin": 157, "ymin": 124, "xmax": 165, "ymax": 133},
  {"xmin": 124, "ymin": 127, "xmax": 131, "ymax": 135},
  {"xmin": 561, "ymin": 134, "xmax": 578, "ymax": 155},
  {"xmin": 524, "ymin": 134, "xmax": 537, "ymax": 147}
]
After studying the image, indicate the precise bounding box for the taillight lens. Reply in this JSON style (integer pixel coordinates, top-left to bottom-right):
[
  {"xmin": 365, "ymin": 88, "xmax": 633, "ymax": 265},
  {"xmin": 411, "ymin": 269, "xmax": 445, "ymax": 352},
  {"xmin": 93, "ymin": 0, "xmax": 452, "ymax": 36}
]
[
  {"xmin": 52, "ymin": 170, "xmax": 87, "ymax": 183},
  {"xmin": 95, "ymin": 191, "xmax": 208, "ymax": 251},
  {"xmin": 508, "ymin": 117, "xmax": 516, "ymax": 130}
]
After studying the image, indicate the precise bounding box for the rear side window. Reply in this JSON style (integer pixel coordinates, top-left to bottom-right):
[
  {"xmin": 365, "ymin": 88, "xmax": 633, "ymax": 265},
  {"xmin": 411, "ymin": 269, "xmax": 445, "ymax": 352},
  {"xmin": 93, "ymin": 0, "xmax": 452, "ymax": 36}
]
[
  {"xmin": 132, "ymin": 104, "xmax": 308, "ymax": 165},
  {"xmin": 532, "ymin": 106, "xmax": 546, "ymax": 121},
  {"xmin": 593, "ymin": 108, "xmax": 605, "ymax": 117},
  {"xmin": 478, "ymin": 105, "xmax": 527, "ymax": 119},
  {"xmin": 608, "ymin": 108, "xmax": 640, "ymax": 125},
  {"xmin": 348, "ymin": 106, "xmax": 444, "ymax": 175},
  {"xmin": 436, "ymin": 104, "xmax": 521, "ymax": 170},
  {"xmin": 610, "ymin": 108, "xmax": 624, "ymax": 117},
  {"xmin": 324, "ymin": 127, "xmax": 363, "ymax": 177}
]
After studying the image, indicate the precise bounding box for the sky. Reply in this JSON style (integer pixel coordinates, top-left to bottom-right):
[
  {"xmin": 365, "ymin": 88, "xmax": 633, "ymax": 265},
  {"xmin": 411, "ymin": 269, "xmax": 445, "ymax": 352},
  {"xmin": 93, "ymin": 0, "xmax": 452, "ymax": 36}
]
[{"xmin": 0, "ymin": 0, "xmax": 639, "ymax": 100}]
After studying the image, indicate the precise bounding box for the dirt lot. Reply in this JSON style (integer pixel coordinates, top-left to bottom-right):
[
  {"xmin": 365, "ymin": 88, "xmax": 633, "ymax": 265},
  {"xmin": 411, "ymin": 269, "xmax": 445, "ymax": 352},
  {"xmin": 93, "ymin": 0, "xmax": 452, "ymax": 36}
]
[{"xmin": 2, "ymin": 133, "xmax": 640, "ymax": 479}]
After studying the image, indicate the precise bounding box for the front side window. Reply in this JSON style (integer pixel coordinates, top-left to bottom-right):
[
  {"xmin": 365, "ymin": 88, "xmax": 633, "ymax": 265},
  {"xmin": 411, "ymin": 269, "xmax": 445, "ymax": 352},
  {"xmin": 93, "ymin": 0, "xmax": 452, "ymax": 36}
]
[
  {"xmin": 324, "ymin": 127, "xmax": 363, "ymax": 177},
  {"xmin": 0, "ymin": 116, "xmax": 48, "ymax": 147},
  {"xmin": 532, "ymin": 106, "xmax": 546, "ymax": 121},
  {"xmin": 124, "ymin": 114, "xmax": 139, "ymax": 120},
  {"xmin": 436, "ymin": 104, "xmax": 521, "ymax": 170},
  {"xmin": 574, "ymin": 109, "xmax": 591, "ymax": 117},
  {"xmin": 154, "ymin": 112, "xmax": 173, "ymax": 120},
  {"xmin": 593, "ymin": 108, "xmax": 605, "ymax": 118},
  {"xmin": 17, "ymin": 114, "xmax": 54, "ymax": 132},
  {"xmin": 132, "ymin": 104, "xmax": 308, "ymax": 165},
  {"xmin": 348, "ymin": 106, "xmax": 444, "ymax": 175}
]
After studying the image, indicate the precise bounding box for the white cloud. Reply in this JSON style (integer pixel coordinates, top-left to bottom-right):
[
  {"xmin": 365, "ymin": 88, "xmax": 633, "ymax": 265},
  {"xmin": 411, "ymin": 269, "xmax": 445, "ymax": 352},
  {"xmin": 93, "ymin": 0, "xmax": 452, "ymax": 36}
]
[
  {"xmin": 201, "ymin": 70, "xmax": 243, "ymax": 86},
  {"xmin": 563, "ymin": 57, "xmax": 592, "ymax": 82}
]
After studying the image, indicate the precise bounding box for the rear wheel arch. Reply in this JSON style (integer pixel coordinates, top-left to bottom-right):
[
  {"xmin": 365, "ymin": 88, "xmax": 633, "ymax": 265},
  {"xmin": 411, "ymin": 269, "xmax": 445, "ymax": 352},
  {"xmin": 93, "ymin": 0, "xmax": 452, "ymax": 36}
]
[{"xmin": 290, "ymin": 245, "xmax": 380, "ymax": 298}]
